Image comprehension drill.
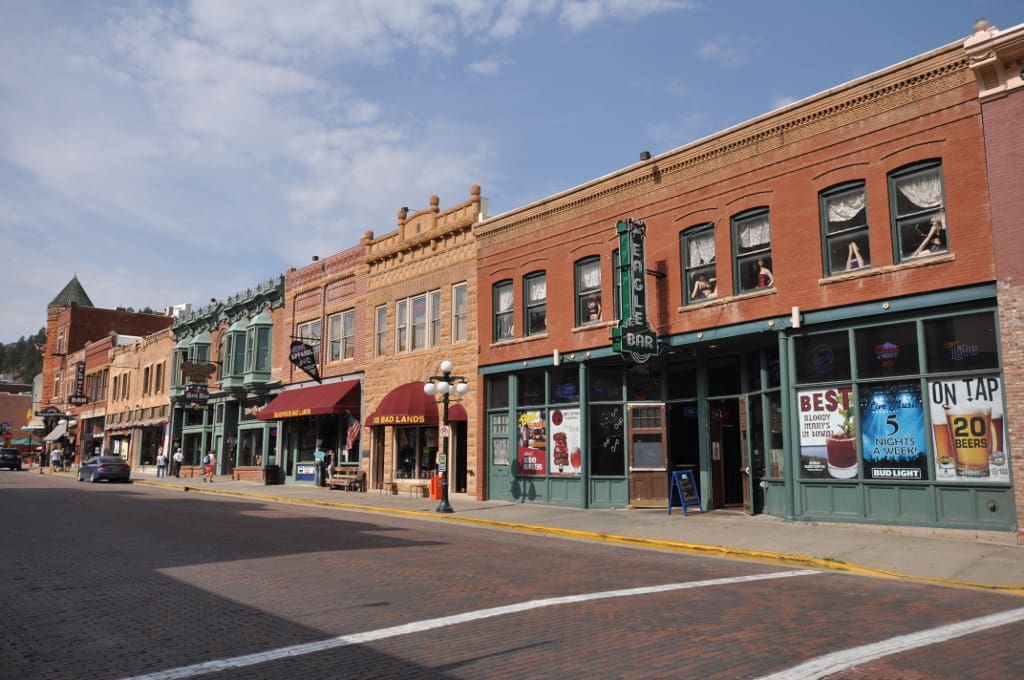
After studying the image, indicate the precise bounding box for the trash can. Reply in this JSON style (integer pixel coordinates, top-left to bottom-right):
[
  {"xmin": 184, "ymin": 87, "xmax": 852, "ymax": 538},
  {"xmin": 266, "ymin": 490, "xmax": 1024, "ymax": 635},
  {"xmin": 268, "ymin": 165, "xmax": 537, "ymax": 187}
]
[
  {"xmin": 264, "ymin": 465, "xmax": 283, "ymax": 486},
  {"xmin": 430, "ymin": 475, "xmax": 443, "ymax": 500}
]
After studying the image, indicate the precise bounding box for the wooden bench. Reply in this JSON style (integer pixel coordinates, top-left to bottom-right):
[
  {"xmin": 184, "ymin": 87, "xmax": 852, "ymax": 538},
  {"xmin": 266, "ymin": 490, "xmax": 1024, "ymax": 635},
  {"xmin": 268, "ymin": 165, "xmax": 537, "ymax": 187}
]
[
  {"xmin": 327, "ymin": 467, "xmax": 365, "ymax": 491},
  {"xmin": 380, "ymin": 481, "xmax": 398, "ymax": 495},
  {"xmin": 408, "ymin": 483, "xmax": 429, "ymax": 498}
]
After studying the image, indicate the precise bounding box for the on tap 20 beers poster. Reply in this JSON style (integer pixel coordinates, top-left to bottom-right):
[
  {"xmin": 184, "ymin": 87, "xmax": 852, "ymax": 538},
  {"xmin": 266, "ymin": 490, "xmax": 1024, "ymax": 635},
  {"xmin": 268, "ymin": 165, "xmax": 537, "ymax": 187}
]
[
  {"xmin": 858, "ymin": 383, "xmax": 928, "ymax": 480},
  {"xmin": 928, "ymin": 376, "xmax": 1009, "ymax": 482}
]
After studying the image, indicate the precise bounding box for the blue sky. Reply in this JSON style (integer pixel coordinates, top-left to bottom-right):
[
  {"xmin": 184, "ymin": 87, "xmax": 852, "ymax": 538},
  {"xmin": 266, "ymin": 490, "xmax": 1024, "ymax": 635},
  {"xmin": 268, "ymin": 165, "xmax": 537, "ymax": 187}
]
[{"xmin": 1, "ymin": 1, "xmax": 1020, "ymax": 344}]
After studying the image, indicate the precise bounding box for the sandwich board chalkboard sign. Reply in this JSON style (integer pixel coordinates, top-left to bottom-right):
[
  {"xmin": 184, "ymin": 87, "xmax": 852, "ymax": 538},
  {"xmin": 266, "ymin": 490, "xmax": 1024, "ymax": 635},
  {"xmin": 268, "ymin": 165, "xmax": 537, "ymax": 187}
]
[{"xmin": 668, "ymin": 469, "xmax": 702, "ymax": 516}]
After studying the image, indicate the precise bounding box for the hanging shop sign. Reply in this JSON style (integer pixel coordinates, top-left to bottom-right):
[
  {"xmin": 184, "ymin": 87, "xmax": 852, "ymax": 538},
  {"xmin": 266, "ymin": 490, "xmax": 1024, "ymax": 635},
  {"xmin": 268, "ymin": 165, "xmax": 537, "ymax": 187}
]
[
  {"xmin": 183, "ymin": 385, "xmax": 210, "ymax": 403},
  {"xmin": 612, "ymin": 218, "xmax": 659, "ymax": 363},
  {"xmin": 68, "ymin": 394, "xmax": 89, "ymax": 406},
  {"xmin": 181, "ymin": 361, "xmax": 217, "ymax": 384},
  {"xmin": 289, "ymin": 340, "xmax": 322, "ymax": 384}
]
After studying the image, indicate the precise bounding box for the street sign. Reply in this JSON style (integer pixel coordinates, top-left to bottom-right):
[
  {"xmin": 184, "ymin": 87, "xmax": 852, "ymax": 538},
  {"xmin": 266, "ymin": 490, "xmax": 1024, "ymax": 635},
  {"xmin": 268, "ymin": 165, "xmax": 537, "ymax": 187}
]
[
  {"xmin": 68, "ymin": 394, "xmax": 89, "ymax": 406},
  {"xmin": 440, "ymin": 425, "xmax": 451, "ymax": 438}
]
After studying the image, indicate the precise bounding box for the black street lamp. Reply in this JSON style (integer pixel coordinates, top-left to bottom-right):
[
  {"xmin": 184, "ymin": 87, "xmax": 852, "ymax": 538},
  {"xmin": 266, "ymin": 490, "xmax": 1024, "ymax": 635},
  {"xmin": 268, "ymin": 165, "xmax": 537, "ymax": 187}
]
[{"xmin": 424, "ymin": 360, "xmax": 469, "ymax": 513}]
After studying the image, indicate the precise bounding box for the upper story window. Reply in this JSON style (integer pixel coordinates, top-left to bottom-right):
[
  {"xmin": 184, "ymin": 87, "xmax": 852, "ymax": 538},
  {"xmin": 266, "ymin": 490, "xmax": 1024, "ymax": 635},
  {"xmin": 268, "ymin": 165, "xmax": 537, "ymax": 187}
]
[
  {"xmin": 191, "ymin": 332, "xmax": 211, "ymax": 364},
  {"xmin": 297, "ymin": 319, "xmax": 321, "ymax": 363},
  {"xmin": 143, "ymin": 366, "xmax": 151, "ymax": 395},
  {"xmin": 222, "ymin": 320, "xmax": 247, "ymax": 379},
  {"xmin": 246, "ymin": 310, "xmax": 273, "ymax": 374},
  {"xmin": 374, "ymin": 305, "xmax": 387, "ymax": 357},
  {"xmin": 493, "ymin": 280, "xmax": 514, "ymax": 341},
  {"xmin": 681, "ymin": 224, "xmax": 717, "ymax": 304},
  {"xmin": 452, "ymin": 283, "xmax": 468, "ymax": 343},
  {"xmin": 612, "ymin": 249, "xmax": 621, "ymax": 321},
  {"xmin": 733, "ymin": 208, "xmax": 773, "ymax": 294},
  {"xmin": 525, "ymin": 272, "xmax": 547, "ymax": 336},
  {"xmin": 821, "ymin": 182, "xmax": 870, "ymax": 275},
  {"xmin": 395, "ymin": 291, "xmax": 442, "ymax": 354},
  {"xmin": 155, "ymin": 363, "xmax": 163, "ymax": 393},
  {"xmin": 396, "ymin": 300, "xmax": 408, "ymax": 353},
  {"xmin": 429, "ymin": 290, "xmax": 442, "ymax": 347},
  {"xmin": 328, "ymin": 309, "xmax": 355, "ymax": 361},
  {"xmin": 890, "ymin": 160, "xmax": 948, "ymax": 263},
  {"xmin": 575, "ymin": 257, "xmax": 602, "ymax": 325}
]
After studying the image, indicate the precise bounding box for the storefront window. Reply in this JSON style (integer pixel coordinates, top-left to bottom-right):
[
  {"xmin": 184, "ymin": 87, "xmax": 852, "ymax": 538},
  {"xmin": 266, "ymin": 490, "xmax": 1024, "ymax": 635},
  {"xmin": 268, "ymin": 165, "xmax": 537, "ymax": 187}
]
[
  {"xmin": 238, "ymin": 429, "xmax": 263, "ymax": 466},
  {"xmin": 795, "ymin": 331, "xmax": 851, "ymax": 384},
  {"xmin": 707, "ymin": 357, "xmax": 741, "ymax": 395},
  {"xmin": 548, "ymin": 367, "xmax": 579, "ymax": 404},
  {"xmin": 589, "ymin": 404, "xmax": 625, "ymax": 476},
  {"xmin": 517, "ymin": 371, "xmax": 546, "ymax": 406},
  {"xmin": 395, "ymin": 427, "xmax": 436, "ymax": 479},
  {"xmin": 924, "ymin": 312, "xmax": 999, "ymax": 373},
  {"xmin": 487, "ymin": 375, "xmax": 509, "ymax": 410},
  {"xmin": 855, "ymin": 323, "xmax": 919, "ymax": 378},
  {"xmin": 589, "ymin": 365, "xmax": 622, "ymax": 402},
  {"xmin": 626, "ymin": 364, "xmax": 660, "ymax": 401},
  {"xmin": 491, "ymin": 413, "xmax": 509, "ymax": 465},
  {"xmin": 666, "ymin": 362, "xmax": 697, "ymax": 400}
]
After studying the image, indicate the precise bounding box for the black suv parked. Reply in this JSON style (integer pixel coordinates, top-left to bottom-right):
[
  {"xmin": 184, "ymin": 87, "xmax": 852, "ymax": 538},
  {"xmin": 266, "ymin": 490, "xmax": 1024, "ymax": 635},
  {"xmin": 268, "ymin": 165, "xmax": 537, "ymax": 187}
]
[{"xmin": 0, "ymin": 448, "xmax": 23, "ymax": 471}]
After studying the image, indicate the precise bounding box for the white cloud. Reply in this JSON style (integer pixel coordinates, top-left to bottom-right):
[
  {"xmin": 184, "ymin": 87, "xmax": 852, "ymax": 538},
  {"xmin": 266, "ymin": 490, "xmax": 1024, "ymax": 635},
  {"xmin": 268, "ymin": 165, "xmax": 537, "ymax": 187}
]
[
  {"xmin": 696, "ymin": 36, "xmax": 750, "ymax": 68},
  {"xmin": 468, "ymin": 57, "xmax": 503, "ymax": 75},
  {"xmin": 560, "ymin": 0, "xmax": 696, "ymax": 32}
]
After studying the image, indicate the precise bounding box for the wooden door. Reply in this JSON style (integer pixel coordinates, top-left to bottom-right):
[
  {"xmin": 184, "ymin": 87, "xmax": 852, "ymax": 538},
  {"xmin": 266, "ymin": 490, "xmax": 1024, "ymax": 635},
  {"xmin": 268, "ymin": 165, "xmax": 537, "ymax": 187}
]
[{"xmin": 628, "ymin": 404, "xmax": 668, "ymax": 507}]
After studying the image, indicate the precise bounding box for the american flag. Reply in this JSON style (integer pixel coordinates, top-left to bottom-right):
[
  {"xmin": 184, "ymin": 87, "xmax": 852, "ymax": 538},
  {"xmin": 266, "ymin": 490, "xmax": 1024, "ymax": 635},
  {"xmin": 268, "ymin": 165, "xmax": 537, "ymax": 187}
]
[{"xmin": 345, "ymin": 415, "xmax": 361, "ymax": 451}]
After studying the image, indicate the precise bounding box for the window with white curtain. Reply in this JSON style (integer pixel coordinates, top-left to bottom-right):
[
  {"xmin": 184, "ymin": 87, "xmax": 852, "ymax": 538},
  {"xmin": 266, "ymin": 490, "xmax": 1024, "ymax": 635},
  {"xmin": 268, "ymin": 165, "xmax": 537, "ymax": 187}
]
[
  {"xmin": 890, "ymin": 160, "xmax": 948, "ymax": 262},
  {"xmin": 328, "ymin": 309, "xmax": 355, "ymax": 361},
  {"xmin": 821, "ymin": 182, "xmax": 870, "ymax": 275},
  {"xmin": 494, "ymin": 280, "xmax": 514, "ymax": 341},
  {"xmin": 395, "ymin": 292, "xmax": 441, "ymax": 353},
  {"xmin": 525, "ymin": 271, "xmax": 547, "ymax": 335},
  {"xmin": 575, "ymin": 257, "xmax": 602, "ymax": 325},
  {"xmin": 733, "ymin": 208, "xmax": 773, "ymax": 293},
  {"xmin": 681, "ymin": 224, "xmax": 717, "ymax": 303}
]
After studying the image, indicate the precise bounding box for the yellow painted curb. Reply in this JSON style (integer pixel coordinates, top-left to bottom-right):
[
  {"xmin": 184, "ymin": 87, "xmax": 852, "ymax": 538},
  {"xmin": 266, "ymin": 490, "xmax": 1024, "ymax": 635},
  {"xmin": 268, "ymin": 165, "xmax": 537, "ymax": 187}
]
[{"xmin": 132, "ymin": 480, "xmax": 1024, "ymax": 597}]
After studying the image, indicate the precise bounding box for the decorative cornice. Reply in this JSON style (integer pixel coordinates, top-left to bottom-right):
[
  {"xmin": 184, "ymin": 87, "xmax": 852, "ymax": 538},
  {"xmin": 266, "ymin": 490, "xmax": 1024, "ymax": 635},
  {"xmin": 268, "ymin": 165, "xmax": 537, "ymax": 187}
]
[{"xmin": 477, "ymin": 43, "xmax": 971, "ymax": 245}]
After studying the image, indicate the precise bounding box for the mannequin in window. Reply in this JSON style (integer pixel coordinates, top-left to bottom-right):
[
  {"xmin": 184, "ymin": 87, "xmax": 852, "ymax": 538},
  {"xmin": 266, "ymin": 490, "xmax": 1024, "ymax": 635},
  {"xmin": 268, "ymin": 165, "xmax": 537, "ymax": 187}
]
[
  {"xmin": 846, "ymin": 241, "xmax": 867, "ymax": 270},
  {"xmin": 586, "ymin": 294, "xmax": 601, "ymax": 321},
  {"xmin": 756, "ymin": 259, "xmax": 774, "ymax": 288},
  {"xmin": 911, "ymin": 215, "xmax": 946, "ymax": 258},
  {"xmin": 691, "ymin": 274, "xmax": 718, "ymax": 299}
]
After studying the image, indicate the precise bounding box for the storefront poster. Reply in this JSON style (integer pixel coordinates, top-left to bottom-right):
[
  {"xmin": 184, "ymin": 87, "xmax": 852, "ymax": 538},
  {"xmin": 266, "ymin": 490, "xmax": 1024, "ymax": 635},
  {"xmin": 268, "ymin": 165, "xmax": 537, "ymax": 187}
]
[
  {"xmin": 858, "ymin": 383, "xmax": 928, "ymax": 480},
  {"xmin": 516, "ymin": 410, "xmax": 546, "ymax": 475},
  {"xmin": 928, "ymin": 376, "xmax": 1009, "ymax": 482},
  {"xmin": 548, "ymin": 408, "xmax": 582, "ymax": 475},
  {"xmin": 798, "ymin": 386, "xmax": 856, "ymax": 479}
]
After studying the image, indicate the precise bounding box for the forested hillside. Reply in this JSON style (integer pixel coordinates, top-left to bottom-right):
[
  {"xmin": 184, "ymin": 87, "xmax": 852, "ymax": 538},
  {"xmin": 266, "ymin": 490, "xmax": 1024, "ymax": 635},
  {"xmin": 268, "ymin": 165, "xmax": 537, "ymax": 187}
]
[{"xmin": 0, "ymin": 329, "xmax": 46, "ymax": 384}]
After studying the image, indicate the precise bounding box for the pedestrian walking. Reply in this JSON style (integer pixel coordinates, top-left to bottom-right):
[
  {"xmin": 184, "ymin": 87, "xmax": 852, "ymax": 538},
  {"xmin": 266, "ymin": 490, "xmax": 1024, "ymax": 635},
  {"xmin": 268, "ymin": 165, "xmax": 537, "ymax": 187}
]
[
  {"xmin": 155, "ymin": 449, "xmax": 167, "ymax": 478},
  {"xmin": 202, "ymin": 450, "xmax": 216, "ymax": 482},
  {"xmin": 172, "ymin": 447, "xmax": 184, "ymax": 477},
  {"xmin": 49, "ymin": 447, "xmax": 61, "ymax": 472}
]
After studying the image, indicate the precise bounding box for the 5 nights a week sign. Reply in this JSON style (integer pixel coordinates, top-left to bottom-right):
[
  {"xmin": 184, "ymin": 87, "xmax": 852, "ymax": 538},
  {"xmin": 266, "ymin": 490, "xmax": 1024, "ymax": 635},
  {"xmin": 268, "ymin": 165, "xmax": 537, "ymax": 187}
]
[{"xmin": 612, "ymin": 218, "xmax": 659, "ymax": 363}]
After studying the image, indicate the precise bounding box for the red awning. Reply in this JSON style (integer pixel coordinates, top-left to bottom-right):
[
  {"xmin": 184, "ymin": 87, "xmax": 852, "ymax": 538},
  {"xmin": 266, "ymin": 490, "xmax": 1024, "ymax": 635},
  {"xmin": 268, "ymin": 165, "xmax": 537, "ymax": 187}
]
[
  {"xmin": 366, "ymin": 382, "xmax": 439, "ymax": 426},
  {"xmin": 448, "ymin": 403, "xmax": 467, "ymax": 421},
  {"xmin": 258, "ymin": 380, "xmax": 361, "ymax": 420}
]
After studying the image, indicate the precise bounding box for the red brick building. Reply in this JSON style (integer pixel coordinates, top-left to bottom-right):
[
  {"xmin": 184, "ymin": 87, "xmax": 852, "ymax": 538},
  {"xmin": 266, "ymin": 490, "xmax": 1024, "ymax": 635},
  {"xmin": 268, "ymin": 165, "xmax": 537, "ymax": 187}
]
[
  {"xmin": 475, "ymin": 21, "xmax": 1024, "ymax": 536},
  {"xmin": 256, "ymin": 245, "xmax": 367, "ymax": 484}
]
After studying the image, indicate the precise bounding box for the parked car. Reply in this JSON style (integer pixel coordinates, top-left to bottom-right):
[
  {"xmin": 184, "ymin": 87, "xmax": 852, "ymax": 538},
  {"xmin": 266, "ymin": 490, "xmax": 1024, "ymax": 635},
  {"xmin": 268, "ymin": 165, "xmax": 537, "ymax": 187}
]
[
  {"xmin": 77, "ymin": 456, "xmax": 131, "ymax": 483},
  {"xmin": 0, "ymin": 448, "xmax": 23, "ymax": 471}
]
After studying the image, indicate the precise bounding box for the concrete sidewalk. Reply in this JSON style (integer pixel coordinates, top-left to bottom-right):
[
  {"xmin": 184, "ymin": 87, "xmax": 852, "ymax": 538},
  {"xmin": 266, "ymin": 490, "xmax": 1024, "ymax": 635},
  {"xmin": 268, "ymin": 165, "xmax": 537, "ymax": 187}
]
[{"xmin": 70, "ymin": 468, "xmax": 1024, "ymax": 593}]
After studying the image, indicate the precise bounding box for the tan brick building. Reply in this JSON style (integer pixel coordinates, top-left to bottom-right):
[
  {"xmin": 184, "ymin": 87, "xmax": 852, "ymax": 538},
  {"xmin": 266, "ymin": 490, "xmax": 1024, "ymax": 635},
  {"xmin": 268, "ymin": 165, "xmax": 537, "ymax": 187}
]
[{"xmin": 362, "ymin": 187, "xmax": 484, "ymax": 497}]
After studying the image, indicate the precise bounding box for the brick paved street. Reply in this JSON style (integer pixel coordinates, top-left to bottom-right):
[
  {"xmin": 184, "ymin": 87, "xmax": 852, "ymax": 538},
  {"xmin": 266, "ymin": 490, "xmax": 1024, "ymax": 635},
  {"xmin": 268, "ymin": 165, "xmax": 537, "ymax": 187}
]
[{"xmin": 3, "ymin": 472, "xmax": 1023, "ymax": 679}]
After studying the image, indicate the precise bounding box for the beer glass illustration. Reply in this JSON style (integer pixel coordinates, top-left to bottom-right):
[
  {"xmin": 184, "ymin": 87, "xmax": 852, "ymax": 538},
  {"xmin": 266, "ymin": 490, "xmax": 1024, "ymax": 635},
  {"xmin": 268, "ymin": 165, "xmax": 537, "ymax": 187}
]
[
  {"xmin": 990, "ymin": 403, "xmax": 1006, "ymax": 466},
  {"xmin": 945, "ymin": 403, "xmax": 992, "ymax": 477},
  {"xmin": 930, "ymin": 404, "xmax": 955, "ymax": 468}
]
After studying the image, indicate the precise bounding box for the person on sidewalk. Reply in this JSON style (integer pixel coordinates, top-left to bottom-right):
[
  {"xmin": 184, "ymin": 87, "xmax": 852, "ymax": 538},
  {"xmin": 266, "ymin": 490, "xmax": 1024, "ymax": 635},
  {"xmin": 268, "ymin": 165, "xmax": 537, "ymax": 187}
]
[
  {"xmin": 201, "ymin": 450, "xmax": 216, "ymax": 482},
  {"xmin": 172, "ymin": 448, "xmax": 184, "ymax": 477},
  {"xmin": 313, "ymin": 445, "xmax": 327, "ymax": 487},
  {"xmin": 50, "ymin": 447, "xmax": 61, "ymax": 472},
  {"xmin": 155, "ymin": 449, "xmax": 167, "ymax": 478}
]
